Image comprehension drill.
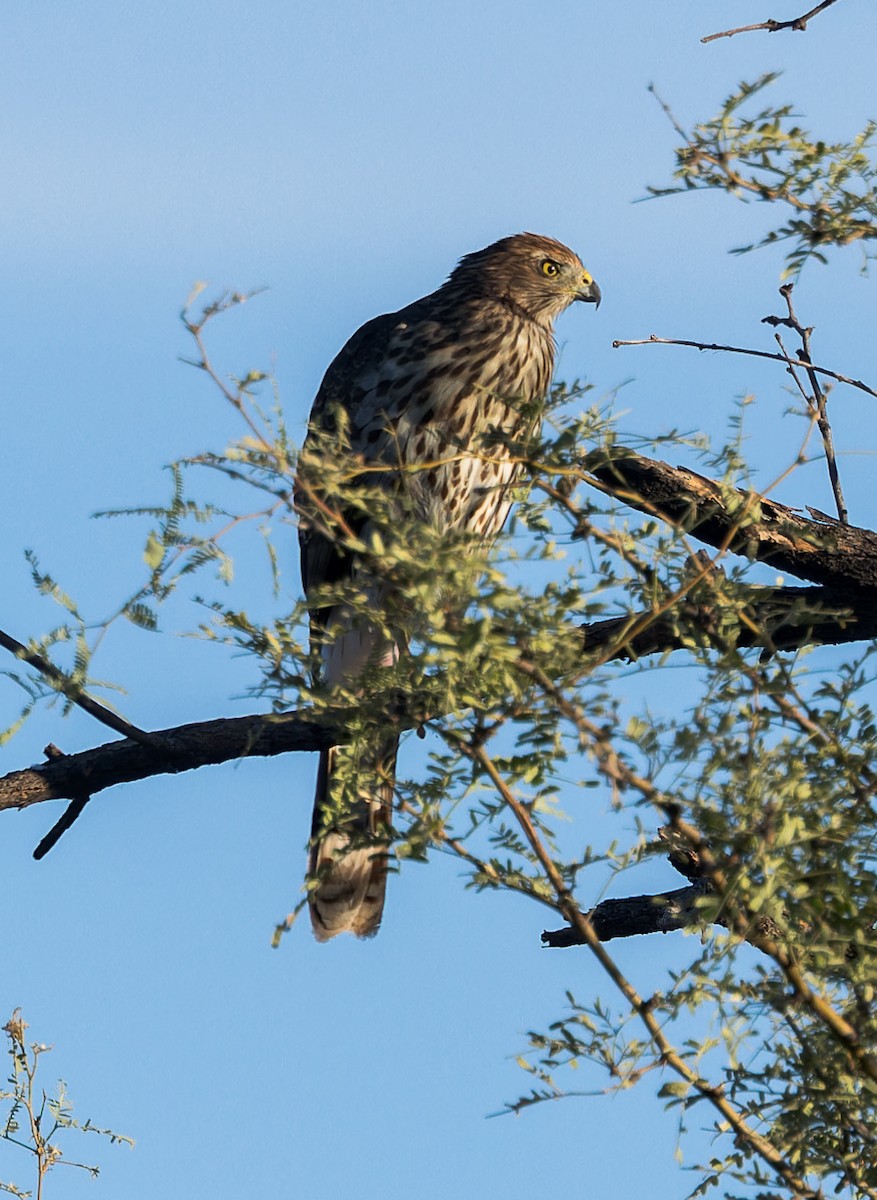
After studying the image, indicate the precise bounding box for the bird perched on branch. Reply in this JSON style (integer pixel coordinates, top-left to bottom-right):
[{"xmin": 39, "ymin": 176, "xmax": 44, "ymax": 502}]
[{"xmin": 297, "ymin": 232, "xmax": 600, "ymax": 941}]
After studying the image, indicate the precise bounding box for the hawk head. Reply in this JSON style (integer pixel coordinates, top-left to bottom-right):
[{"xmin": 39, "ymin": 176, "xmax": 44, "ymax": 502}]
[{"xmin": 449, "ymin": 232, "xmax": 601, "ymax": 326}]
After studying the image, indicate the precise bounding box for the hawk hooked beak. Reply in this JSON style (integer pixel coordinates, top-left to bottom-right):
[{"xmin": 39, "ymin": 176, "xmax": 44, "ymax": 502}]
[{"xmin": 575, "ymin": 275, "xmax": 601, "ymax": 308}]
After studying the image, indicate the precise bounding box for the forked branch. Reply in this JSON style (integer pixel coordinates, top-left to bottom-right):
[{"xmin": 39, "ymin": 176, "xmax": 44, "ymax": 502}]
[{"xmin": 3, "ymin": 453, "xmax": 877, "ymax": 817}]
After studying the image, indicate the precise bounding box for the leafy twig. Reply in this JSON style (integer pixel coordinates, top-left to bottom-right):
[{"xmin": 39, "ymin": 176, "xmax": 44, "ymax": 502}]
[
  {"xmin": 646, "ymin": 75, "xmax": 877, "ymax": 278},
  {"xmin": 1, "ymin": 1011, "xmax": 133, "ymax": 1198},
  {"xmin": 0, "ymin": 628, "xmax": 158, "ymax": 748},
  {"xmin": 464, "ymin": 743, "xmax": 823, "ymax": 1200}
]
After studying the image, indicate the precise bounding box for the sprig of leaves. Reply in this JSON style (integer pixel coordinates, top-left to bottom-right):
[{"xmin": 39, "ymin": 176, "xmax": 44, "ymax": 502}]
[
  {"xmin": 1, "ymin": 1012, "xmax": 133, "ymax": 1198},
  {"xmin": 647, "ymin": 74, "xmax": 877, "ymax": 278}
]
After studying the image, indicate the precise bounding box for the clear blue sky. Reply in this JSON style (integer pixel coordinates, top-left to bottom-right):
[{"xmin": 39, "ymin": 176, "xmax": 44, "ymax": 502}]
[{"xmin": 2, "ymin": 3, "xmax": 875, "ymax": 1197}]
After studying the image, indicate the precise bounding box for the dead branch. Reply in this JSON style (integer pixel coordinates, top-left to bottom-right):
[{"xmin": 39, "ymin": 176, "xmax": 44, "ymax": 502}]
[
  {"xmin": 542, "ymin": 881, "xmax": 711, "ymax": 946},
  {"xmin": 612, "ymin": 334, "xmax": 876, "ymax": 400},
  {"xmin": 0, "ymin": 712, "xmax": 335, "ymax": 814},
  {"xmin": 702, "ymin": 0, "xmax": 842, "ymax": 43}
]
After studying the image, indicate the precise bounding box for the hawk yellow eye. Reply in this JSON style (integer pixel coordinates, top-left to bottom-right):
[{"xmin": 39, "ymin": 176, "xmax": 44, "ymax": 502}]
[{"xmin": 541, "ymin": 259, "xmax": 560, "ymax": 277}]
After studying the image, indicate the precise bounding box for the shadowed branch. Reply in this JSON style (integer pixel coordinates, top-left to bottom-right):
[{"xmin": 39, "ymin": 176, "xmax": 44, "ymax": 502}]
[{"xmin": 4, "ymin": 447, "xmax": 877, "ymax": 817}]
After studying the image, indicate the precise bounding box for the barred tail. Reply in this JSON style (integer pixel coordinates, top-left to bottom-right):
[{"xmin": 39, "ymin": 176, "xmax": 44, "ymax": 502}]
[{"xmin": 307, "ymin": 737, "xmax": 398, "ymax": 941}]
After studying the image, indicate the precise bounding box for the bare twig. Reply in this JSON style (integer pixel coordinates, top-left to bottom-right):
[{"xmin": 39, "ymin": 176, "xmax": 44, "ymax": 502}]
[
  {"xmin": 646, "ymin": 83, "xmax": 689, "ymax": 141},
  {"xmin": 32, "ymin": 793, "xmax": 91, "ymax": 859},
  {"xmin": 702, "ymin": 0, "xmax": 842, "ymax": 43},
  {"xmin": 179, "ymin": 286, "xmax": 272, "ymax": 447},
  {"xmin": 763, "ymin": 283, "xmax": 848, "ymax": 523},
  {"xmin": 612, "ymin": 335, "xmax": 877, "ymax": 400}
]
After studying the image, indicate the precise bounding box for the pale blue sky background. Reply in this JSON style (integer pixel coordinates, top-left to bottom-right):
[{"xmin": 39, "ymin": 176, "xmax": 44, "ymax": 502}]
[{"xmin": 2, "ymin": 3, "xmax": 875, "ymax": 1197}]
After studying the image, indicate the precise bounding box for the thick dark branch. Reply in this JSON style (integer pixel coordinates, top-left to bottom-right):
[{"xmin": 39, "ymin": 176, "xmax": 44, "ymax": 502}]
[
  {"xmin": 2, "ymin": 580, "xmax": 876, "ymax": 812},
  {"xmin": 587, "ymin": 452, "xmax": 877, "ymax": 591},
  {"xmin": 542, "ymin": 830, "xmax": 782, "ymax": 950},
  {"xmin": 0, "ymin": 712, "xmax": 335, "ymax": 812},
  {"xmin": 4, "ymin": 451, "xmax": 877, "ymax": 815},
  {"xmin": 581, "ymin": 585, "xmax": 877, "ymax": 658},
  {"xmin": 541, "ymin": 887, "xmax": 783, "ymax": 948},
  {"xmin": 542, "ymin": 882, "xmax": 710, "ymax": 946}
]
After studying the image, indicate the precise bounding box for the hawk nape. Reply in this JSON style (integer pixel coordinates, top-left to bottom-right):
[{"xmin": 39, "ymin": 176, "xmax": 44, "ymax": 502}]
[{"xmin": 296, "ymin": 232, "xmax": 600, "ymax": 941}]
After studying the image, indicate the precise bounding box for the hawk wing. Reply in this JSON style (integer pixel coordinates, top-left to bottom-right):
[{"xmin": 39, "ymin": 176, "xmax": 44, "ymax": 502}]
[{"xmin": 297, "ymin": 300, "xmax": 441, "ymax": 614}]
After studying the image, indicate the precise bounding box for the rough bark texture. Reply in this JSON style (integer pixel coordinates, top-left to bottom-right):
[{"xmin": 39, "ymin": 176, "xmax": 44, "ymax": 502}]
[
  {"xmin": 581, "ymin": 584, "xmax": 877, "ymax": 659},
  {"xmin": 542, "ymin": 881, "xmax": 711, "ymax": 946},
  {"xmin": 588, "ymin": 452, "xmax": 877, "ymax": 591},
  {"xmin": 3, "ymin": 449, "xmax": 877, "ymax": 816},
  {"xmin": 0, "ymin": 713, "xmax": 335, "ymax": 812}
]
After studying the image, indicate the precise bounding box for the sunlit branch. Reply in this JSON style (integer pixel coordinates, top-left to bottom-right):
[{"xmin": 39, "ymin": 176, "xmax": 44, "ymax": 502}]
[
  {"xmin": 584, "ymin": 452, "xmax": 877, "ymax": 591},
  {"xmin": 612, "ymin": 334, "xmax": 877, "ymax": 400},
  {"xmin": 465, "ymin": 741, "xmax": 821, "ymax": 1199},
  {"xmin": 702, "ymin": 0, "xmax": 842, "ymax": 43}
]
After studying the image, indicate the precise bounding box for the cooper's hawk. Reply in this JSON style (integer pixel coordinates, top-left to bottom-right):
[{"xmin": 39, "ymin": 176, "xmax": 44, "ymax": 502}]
[{"xmin": 297, "ymin": 233, "xmax": 600, "ymax": 940}]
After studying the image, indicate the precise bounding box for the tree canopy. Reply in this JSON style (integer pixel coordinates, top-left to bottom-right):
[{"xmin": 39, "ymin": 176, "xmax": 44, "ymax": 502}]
[{"xmin": 3, "ymin": 5, "xmax": 876, "ymax": 1198}]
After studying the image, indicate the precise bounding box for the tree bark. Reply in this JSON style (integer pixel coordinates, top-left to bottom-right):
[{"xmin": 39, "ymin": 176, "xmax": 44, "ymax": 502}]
[
  {"xmin": 587, "ymin": 451, "xmax": 877, "ymax": 591},
  {"xmin": 542, "ymin": 881, "xmax": 711, "ymax": 946},
  {"xmin": 0, "ymin": 713, "xmax": 335, "ymax": 812},
  {"xmin": 3, "ymin": 450, "xmax": 877, "ymax": 813}
]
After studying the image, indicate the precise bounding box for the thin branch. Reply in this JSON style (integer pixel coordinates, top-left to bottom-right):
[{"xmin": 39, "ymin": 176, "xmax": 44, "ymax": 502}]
[
  {"xmin": 0, "ymin": 627, "xmax": 162, "ymax": 749},
  {"xmin": 612, "ymin": 334, "xmax": 877, "ymax": 400},
  {"xmin": 32, "ymin": 794, "xmax": 91, "ymax": 860},
  {"xmin": 646, "ymin": 83, "xmax": 689, "ymax": 142},
  {"xmin": 466, "ymin": 741, "xmax": 822, "ymax": 1199},
  {"xmin": 764, "ymin": 282, "xmax": 848, "ymax": 523},
  {"xmin": 179, "ymin": 287, "xmax": 272, "ymax": 448},
  {"xmin": 702, "ymin": 0, "xmax": 842, "ymax": 43}
]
